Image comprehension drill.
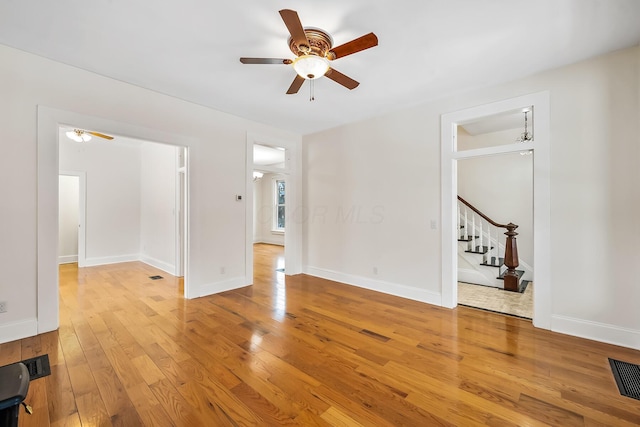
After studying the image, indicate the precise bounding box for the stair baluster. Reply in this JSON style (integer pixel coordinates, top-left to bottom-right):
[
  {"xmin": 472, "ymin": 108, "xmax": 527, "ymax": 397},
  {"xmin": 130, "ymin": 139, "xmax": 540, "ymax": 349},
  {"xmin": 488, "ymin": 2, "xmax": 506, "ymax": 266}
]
[
  {"xmin": 479, "ymin": 221, "xmax": 485, "ymax": 263},
  {"xmin": 471, "ymin": 214, "xmax": 476, "ymax": 252},
  {"xmin": 463, "ymin": 208, "xmax": 468, "ymax": 240},
  {"xmin": 486, "ymin": 225, "xmax": 491, "ymax": 265}
]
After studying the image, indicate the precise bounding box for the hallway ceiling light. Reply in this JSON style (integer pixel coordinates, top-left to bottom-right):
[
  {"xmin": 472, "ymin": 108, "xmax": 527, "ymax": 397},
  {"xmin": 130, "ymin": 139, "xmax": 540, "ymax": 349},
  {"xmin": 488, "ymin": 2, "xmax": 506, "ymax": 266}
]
[
  {"xmin": 516, "ymin": 109, "xmax": 533, "ymax": 156},
  {"xmin": 515, "ymin": 110, "xmax": 533, "ymax": 143}
]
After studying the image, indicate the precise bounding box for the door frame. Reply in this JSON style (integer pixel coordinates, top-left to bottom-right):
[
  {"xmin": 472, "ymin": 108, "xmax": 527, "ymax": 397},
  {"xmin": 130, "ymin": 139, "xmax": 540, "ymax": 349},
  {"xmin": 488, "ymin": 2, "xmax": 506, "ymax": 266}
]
[
  {"xmin": 245, "ymin": 133, "xmax": 302, "ymax": 281},
  {"xmin": 59, "ymin": 171, "xmax": 87, "ymax": 267},
  {"xmin": 37, "ymin": 106, "xmax": 196, "ymax": 333},
  {"xmin": 175, "ymin": 147, "xmax": 187, "ymax": 277},
  {"xmin": 440, "ymin": 92, "xmax": 551, "ymax": 329}
]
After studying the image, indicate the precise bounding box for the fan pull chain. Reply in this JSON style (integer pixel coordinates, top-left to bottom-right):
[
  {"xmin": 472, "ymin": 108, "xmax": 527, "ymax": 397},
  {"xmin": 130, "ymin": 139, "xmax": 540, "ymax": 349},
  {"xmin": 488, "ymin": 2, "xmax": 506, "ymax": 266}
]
[{"xmin": 310, "ymin": 79, "xmax": 315, "ymax": 102}]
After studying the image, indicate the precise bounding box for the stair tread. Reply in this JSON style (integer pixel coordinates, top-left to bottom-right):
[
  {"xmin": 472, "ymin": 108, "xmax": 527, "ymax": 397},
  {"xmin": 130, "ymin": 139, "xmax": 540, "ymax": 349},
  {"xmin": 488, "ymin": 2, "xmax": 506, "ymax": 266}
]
[
  {"xmin": 465, "ymin": 245, "xmax": 493, "ymax": 254},
  {"xmin": 480, "ymin": 262, "xmax": 502, "ymax": 267},
  {"xmin": 497, "ymin": 269, "xmax": 525, "ymax": 280},
  {"xmin": 481, "ymin": 256, "xmax": 504, "ymax": 267},
  {"xmin": 458, "ymin": 235, "xmax": 479, "ymax": 242}
]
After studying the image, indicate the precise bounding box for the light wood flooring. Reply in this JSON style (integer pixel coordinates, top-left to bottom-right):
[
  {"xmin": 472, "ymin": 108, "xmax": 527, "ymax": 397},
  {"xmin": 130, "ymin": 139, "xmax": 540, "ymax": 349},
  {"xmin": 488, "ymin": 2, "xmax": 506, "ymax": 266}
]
[
  {"xmin": 1, "ymin": 243, "xmax": 640, "ymax": 426},
  {"xmin": 458, "ymin": 282, "xmax": 534, "ymax": 319}
]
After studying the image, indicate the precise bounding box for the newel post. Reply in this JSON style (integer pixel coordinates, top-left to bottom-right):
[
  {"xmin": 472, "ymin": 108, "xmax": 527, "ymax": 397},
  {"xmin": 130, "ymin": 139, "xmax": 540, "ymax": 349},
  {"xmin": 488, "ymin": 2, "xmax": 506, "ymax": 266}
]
[{"xmin": 503, "ymin": 223, "xmax": 520, "ymax": 292}]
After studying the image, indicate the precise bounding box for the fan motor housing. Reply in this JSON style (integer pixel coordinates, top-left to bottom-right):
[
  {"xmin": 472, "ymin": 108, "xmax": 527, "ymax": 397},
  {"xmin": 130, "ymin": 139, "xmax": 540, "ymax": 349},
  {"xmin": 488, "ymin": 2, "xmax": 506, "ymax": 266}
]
[{"xmin": 288, "ymin": 28, "xmax": 333, "ymax": 58}]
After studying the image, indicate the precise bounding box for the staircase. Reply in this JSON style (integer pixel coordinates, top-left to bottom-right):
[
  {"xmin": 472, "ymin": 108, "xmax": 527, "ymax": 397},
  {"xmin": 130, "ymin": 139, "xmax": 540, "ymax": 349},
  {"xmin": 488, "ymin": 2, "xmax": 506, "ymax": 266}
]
[{"xmin": 457, "ymin": 196, "xmax": 530, "ymax": 292}]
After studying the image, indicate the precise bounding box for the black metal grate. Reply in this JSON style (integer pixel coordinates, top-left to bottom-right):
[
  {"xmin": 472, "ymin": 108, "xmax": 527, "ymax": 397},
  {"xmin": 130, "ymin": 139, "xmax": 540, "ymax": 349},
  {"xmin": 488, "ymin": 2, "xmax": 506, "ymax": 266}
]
[
  {"xmin": 609, "ymin": 358, "xmax": 640, "ymax": 401},
  {"xmin": 149, "ymin": 275, "xmax": 163, "ymax": 280},
  {"xmin": 20, "ymin": 354, "xmax": 51, "ymax": 381}
]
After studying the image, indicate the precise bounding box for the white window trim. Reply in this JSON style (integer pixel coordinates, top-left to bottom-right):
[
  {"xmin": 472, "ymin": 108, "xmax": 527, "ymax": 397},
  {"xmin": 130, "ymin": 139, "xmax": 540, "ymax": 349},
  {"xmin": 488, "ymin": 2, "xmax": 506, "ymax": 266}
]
[{"xmin": 273, "ymin": 177, "xmax": 285, "ymax": 233}]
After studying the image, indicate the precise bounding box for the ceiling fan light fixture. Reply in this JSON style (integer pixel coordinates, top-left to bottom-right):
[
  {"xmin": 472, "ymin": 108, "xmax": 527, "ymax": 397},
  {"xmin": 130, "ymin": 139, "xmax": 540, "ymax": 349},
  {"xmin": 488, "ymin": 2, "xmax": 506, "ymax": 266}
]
[
  {"xmin": 66, "ymin": 129, "xmax": 91, "ymax": 142},
  {"xmin": 65, "ymin": 130, "xmax": 79, "ymax": 142},
  {"xmin": 292, "ymin": 55, "xmax": 329, "ymax": 80}
]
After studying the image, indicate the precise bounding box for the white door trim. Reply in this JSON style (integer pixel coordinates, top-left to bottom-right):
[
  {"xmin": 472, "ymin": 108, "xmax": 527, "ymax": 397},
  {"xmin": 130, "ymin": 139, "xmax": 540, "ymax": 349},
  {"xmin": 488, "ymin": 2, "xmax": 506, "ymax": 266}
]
[
  {"xmin": 440, "ymin": 92, "xmax": 551, "ymax": 329},
  {"xmin": 37, "ymin": 106, "xmax": 198, "ymax": 334},
  {"xmin": 246, "ymin": 133, "xmax": 302, "ymax": 281}
]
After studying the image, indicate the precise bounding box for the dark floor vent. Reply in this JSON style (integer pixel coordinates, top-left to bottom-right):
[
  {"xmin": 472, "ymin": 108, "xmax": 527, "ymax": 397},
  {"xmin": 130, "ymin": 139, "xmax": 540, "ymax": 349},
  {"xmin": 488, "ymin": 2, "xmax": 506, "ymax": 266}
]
[
  {"xmin": 20, "ymin": 354, "xmax": 51, "ymax": 381},
  {"xmin": 609, "ymin": 358, "xmax": 640, "ymax": 401},
  {"xmin": 149, "ymin": 275, "xmax": 163, "ymax": 280}
]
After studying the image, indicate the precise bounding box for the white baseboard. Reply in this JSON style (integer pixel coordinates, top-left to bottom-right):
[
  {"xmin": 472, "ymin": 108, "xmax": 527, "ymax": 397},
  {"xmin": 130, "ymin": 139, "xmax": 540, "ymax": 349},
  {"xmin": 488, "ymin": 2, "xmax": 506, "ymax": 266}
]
[
  {"xmin": 0, "ymin": 318, "xmax": 38, "ymax": 345},
  {"xmin": 255, "ymin": 238, "xmax": 284, "ymax": 246},
  {"xmin": 84, "ymin": 254, "xmax": 139, "ymax": 267},
  {"xmin": 58, "ymin": 255, "xmax": 78, "ymax": 264},
  {"xmin": 140, "ymin": 254, "xmax": 176, "ymax": 276},
  {"xmin": 303, "ymin": 266, "xmax": 442, "ymax": 306},
  {"xmin": 551, "ymin": 314, "xmax": 640, "ymax": 350},
  {"xmin": 191, "ymin": 276, "xmax": 250, "ymax": 299}
]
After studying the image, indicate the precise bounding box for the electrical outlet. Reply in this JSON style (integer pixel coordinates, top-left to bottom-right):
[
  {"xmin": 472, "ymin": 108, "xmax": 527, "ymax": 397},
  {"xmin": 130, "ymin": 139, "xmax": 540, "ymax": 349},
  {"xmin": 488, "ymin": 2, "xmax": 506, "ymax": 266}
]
[{"xmin": 0, "ymin": 301, "xmax": 7, "ymax": 313}]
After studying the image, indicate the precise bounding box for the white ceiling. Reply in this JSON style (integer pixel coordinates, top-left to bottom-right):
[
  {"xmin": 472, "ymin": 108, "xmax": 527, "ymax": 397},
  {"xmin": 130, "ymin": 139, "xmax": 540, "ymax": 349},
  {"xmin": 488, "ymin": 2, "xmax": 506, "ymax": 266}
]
[
  {"xmin": 254, "ymin": 144, "xmax": 286, "ymax": 167},
  {"xmin": 1, "ymin": 1, "xmax": 639, "ymax": 135},
  {"xmin": 460, "ymin": 108, "xmax": 529, "ymax": 135}
]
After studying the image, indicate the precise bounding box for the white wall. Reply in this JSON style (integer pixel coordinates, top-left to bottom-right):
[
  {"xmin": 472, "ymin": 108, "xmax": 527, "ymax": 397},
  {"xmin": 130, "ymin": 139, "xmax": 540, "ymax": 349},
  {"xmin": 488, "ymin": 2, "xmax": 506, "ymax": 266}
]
[
  {"xmin": 303, "ymin": 45, "xmax": 640, "ymax": 349},
  {"xmin": 59, "ymin": 134, "xmax": 142, "ymax": 264},
  {"xmin": 0, "ymin": 43, "xmax": 300, "ymax": 343},
  {"xmin": 303, "ymin": 111, "xmax": 440, "ymax": 303},
  {"xmin": 60, "ymin": 136, "xmax": 178, "ymax": 273},
  {"xmin": 58, "ymin": 175, "xmax": 79, "ymax": 263},
  {"xmin": 457, "ymin": 128, "xmax": 534, "ymax": 267},
  {"xmin": 140, "ymin": 142, "xmax": 178, "ymax": 273},
  {"xmin": 253, "ymin": 173, "xmax": 285, "ymax": 246}
]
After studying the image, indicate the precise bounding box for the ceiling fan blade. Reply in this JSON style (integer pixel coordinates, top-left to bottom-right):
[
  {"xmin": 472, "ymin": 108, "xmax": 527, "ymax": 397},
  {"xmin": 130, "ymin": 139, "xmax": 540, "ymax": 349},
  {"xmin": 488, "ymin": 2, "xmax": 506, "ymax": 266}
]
[
  {"xmin": 279, "ymin": 9, "xmax": 309, "ymax": 50},
  {"xmin": 240, "ymin": 57, "xmax": 293, "ymax": 65},
  {"xmin": 328, "ymin": 33, "xmax": 378, "ymax": 60},
  {"xmin": 87, "ymin": 131, "xmax": 114, "ymax": 140},
  {"xmin": 286, "ymin": 75, "xmax": 305, "ymax": 94},
  {"xmin": 325, "ymin": 68, "xmax": 359, "ymax": 90}
]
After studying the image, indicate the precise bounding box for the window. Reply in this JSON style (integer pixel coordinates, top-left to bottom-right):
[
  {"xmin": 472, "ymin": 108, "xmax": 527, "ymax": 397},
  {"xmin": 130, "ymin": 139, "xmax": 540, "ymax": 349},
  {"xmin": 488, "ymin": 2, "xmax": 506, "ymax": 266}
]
[{"xmin": 274, "ymin": 179, "xmax": 285, "ymax": 231}]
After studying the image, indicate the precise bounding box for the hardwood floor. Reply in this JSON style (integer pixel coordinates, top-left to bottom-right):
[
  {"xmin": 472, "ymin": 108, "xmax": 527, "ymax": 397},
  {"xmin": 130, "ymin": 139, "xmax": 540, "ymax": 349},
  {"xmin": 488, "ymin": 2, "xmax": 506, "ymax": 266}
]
[
  {"xmin": 2, "ymin": 243, "xmax": 639, "ymax": 426},
  {"xmin": 458, "ymin": 282, "xmax": 533, "ymax": 319}
]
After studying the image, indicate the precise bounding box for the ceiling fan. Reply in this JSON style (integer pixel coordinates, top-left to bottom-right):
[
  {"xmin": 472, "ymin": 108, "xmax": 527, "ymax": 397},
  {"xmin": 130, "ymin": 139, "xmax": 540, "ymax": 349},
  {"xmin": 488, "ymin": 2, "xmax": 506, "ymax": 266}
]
[
  {"xmin": 240, "ymin": 9, "xmax": 378, "ymax": 96},
  {"xmin": 66, "ymin": 128, "xmax": 114, "ymax": 142}
]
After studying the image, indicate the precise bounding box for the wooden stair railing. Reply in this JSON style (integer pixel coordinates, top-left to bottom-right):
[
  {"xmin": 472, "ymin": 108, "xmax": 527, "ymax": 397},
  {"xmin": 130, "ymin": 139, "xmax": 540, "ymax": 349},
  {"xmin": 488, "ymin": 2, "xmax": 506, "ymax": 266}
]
[{"xmin": 457, "ymin": 196, "xmax": 520, "ymax": 292}]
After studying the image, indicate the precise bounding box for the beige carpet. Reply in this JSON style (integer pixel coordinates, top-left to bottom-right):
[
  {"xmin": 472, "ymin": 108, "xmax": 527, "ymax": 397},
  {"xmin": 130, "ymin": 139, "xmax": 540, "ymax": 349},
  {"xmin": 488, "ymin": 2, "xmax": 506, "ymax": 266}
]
[{"xmin": 458, "ymin": 282, "xmax": 533, "ymax": 319}]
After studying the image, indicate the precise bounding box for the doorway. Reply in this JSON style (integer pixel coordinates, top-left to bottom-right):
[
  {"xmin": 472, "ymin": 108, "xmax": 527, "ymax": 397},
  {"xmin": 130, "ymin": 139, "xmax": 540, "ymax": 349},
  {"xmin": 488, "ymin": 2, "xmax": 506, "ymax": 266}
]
[
  {"xmin": 58, "ymin": 172, "xmax": 86, "ymax": 267},
  {"xmin": 441, "ymin": 92, "xmax": 551, "ymax": 329},
  {"xmin": 245, "ymin": 132, "xmax": 301, "ymax": 286},
  {"xmin": 58, "ymin": 127, "xmax": 187, "ymax": 281},
  {"xmin": 456, "ymin": 149, "xmax": 534, "ymax": 318},
  {"xmin": 37, "ymin": 106, "xmax": 197, "ymax": 334},
  {"xmin": 252, "ymin": 144, "xmax": 288, "ymax": 277}
]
